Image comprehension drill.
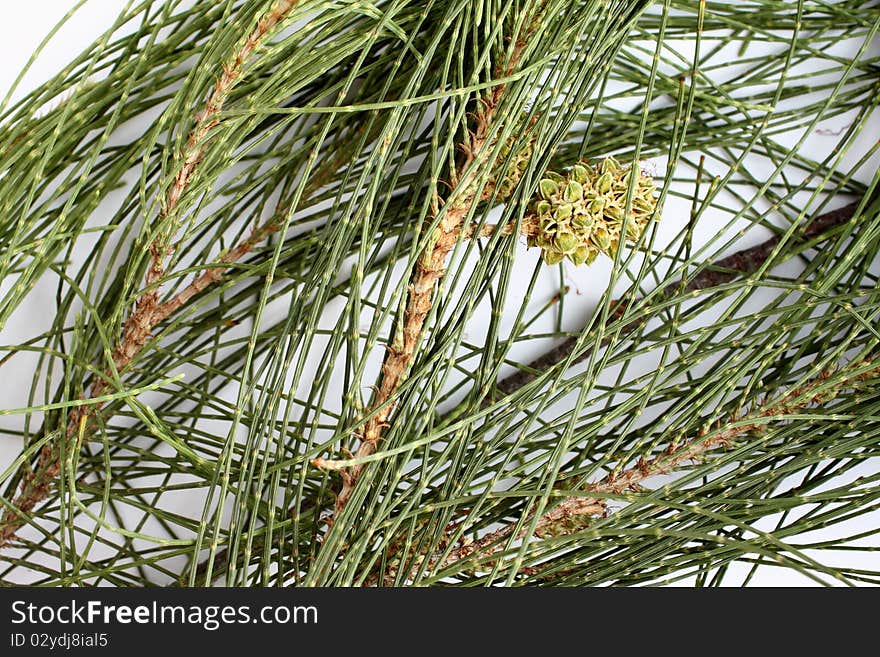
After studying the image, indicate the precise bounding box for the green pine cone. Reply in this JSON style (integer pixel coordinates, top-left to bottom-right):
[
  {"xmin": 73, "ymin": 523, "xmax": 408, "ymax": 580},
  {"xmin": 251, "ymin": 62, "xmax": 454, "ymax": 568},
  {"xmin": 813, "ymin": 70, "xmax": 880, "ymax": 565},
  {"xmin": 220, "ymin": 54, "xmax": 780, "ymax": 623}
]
[{"xmin": 528, "ymin": 156, "xmax": 658, "ymax": 266}]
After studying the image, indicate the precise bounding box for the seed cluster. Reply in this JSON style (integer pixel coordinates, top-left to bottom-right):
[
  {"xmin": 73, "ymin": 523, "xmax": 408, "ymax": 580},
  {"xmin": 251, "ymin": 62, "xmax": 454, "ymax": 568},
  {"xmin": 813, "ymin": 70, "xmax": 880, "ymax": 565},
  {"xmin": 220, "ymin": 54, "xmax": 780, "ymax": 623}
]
[{"xmin": 528, "ymin": 157, "xmax": 658, "ymax": 266}]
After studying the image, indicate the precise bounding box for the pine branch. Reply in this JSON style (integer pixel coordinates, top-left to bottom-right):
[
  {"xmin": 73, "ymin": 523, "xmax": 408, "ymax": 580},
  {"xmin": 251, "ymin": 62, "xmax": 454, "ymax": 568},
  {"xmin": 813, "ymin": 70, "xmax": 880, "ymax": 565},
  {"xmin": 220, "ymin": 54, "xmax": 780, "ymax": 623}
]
[
  {"xmin": 311, "ymin": 9, "xmax": 546, "ymax": 522},
  {"xmin": 491, "ymin": 198, "xmax": 865, "ymax": 400},
  {"xmin": 381, "ymin": 355, "xmax": 880, "ymax": 583},
  {"xmin": 2, "ymin": 0, "xmax": 876, "ymax": 588},
  {"xmin": 152, "ymin": 120, "xmax": 372, "ymax": 321},
  {"xmin": 0, "ymin": 0, "xmax": 300, "ymax": 550},
  {"xmin": 187, "ymin": 194, "xmax": 863, "ymax": 584},
  {"xmin": 117, "ymin": 0, "xmax": 300, "ymax": 374}
]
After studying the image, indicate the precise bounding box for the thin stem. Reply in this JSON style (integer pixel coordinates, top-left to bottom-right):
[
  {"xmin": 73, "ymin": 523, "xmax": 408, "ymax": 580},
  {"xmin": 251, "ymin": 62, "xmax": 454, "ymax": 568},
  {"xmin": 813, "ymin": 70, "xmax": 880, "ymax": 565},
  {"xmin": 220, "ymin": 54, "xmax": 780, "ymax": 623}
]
[
  {"xmin": 156, "ymin": 119, "xmax": 373, "ymax": 322},
  {"xmin": 384, "ymin": 355, "xmax": 879, "ymax": 583},
  {"xmin": 492, "ymin": 198, "xmax": 865, "ymax": 399},
  {"xmin": 187, "ymin": 193, "xmax": 864, "ymax": 584},
  {"xmin": 311, "ymin": 11, "xmax": 545, "ymax": 523},
  {"xmin": 116, "ymin": 0, "xmax": 300, "ymax": 376},
  {"xmin": 0, "ymin": 0, "xmax": 300, "ymax": 550}
]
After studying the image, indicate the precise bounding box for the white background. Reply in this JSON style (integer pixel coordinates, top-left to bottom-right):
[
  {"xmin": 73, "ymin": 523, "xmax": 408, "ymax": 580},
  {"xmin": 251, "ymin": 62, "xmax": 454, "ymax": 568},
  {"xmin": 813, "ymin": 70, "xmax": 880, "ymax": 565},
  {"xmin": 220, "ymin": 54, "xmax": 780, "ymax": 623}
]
[{"xmin": 1, "ymin": 0, "xmax": 878, "ymax": 586}]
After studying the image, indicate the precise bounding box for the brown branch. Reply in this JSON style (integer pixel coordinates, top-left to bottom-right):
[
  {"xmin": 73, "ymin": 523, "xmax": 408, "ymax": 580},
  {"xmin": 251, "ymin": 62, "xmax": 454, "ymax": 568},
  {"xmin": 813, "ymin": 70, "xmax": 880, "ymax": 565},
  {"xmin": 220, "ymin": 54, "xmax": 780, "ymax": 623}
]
[
  {"xmin": 116, "ymin": 0, "xmax": 300, "ymax": 375},
  {"xmin": 311, "ymin": 13, "xmax": 545, "ymax": 523},
  {"xmin": 183, "ymin": 185, "xmax": 867, "ymax": 581},
  {"xmin": 492, "ymin": 199, "xmax": 864, "ymax": 398},
  {"xmin": 0, "ymin": 0, "xmax": 299, "ymax": 550},
  {"xmin": 376, "ymin": 356, "xmax": 879, "ymax": 583},
  {"xmin": 181, "ymin": 196, "xmax": 867, "ymax": 580},
  {"xmin": 155, "ymin": 118, "xmax": 373, "ymax": 324},
  {"xmin": 470, "ymin": 217, "xmax": 538, "ymax": 240}
]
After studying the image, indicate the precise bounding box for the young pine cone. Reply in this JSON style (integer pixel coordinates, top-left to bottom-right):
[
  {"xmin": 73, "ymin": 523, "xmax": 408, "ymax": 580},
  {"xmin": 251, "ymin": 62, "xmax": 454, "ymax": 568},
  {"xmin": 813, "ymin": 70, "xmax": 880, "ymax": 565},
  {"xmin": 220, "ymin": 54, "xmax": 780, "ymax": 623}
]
[{"xmin": 528, "ymin": 157, "xmax": 658, "ymax": 266}]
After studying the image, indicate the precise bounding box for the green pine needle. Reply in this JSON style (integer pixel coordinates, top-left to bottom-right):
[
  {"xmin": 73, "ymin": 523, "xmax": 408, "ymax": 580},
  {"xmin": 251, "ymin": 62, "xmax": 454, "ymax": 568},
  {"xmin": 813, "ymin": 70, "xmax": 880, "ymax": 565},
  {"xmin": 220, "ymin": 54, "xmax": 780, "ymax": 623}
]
[{"xmin": 0, "ymin": 0, "xmax": 878, "ymax": 587}]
